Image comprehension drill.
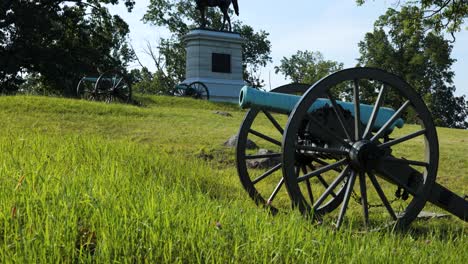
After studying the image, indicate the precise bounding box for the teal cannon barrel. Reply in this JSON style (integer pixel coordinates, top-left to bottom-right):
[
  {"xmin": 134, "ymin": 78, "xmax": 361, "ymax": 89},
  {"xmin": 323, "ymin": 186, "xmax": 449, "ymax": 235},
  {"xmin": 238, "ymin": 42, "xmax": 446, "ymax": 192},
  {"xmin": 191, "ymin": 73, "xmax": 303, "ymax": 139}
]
[{"xmin": 239, "ymin": 86, "xmax": 404, "ymax": 131}]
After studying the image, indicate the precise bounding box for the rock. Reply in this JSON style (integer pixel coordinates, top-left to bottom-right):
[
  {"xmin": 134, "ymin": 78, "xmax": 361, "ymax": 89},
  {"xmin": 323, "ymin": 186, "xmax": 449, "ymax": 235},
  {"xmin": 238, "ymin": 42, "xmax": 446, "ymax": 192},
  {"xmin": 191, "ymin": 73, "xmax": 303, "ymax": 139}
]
[
  {"xmin": 247, "ymin": 149, "xmax": 281, "ymax": 169},
  {"xmin": 417, "ymin": 211, "xmax": 450, "ymax": 220},
  {"xmin": 196, "ymin": 151, "xmax": 214, "ymax": 161},
  {"xmin": 213, "ymin": 111, "xmax": 233, "ymax": 117},
  {"xmin": 223, "ymin": 135, "xmax": 257, "ymax": 149}
]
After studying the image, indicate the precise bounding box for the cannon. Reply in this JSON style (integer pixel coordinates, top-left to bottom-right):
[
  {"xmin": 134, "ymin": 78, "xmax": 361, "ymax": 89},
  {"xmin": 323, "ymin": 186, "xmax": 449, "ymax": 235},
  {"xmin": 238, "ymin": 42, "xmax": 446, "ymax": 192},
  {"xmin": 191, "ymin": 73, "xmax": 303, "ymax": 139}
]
[
  {"xmin": 236, "ymin": 67, "xmax": 467, "ymax": 230},
  {"xmin": 77, "ymin": 70, "xmax": 132, "ymax": 103},
  {"xmin": 173, "ymin": 81, "xmax": 210, "ymax": 100},
  {"xmin": 239, "ymin": 86, "xmax": 405, "ymax": 131}
]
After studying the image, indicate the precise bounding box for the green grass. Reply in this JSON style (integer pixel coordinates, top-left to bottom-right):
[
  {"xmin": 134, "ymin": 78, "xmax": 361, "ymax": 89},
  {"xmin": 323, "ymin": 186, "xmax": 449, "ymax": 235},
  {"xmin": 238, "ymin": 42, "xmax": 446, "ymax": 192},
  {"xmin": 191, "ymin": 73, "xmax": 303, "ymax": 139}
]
[{"xmin": 0, "ymin": 95, "xmax": 466, "ymax": 263}]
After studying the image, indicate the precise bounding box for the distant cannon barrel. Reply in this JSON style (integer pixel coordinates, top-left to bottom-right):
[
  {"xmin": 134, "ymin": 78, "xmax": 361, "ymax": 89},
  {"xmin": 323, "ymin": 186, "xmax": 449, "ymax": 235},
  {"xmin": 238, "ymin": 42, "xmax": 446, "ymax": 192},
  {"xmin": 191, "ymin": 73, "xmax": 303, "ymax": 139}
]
[{"xmin": 239, "ymin": 86, "xmax": 404, "ymax": 131}]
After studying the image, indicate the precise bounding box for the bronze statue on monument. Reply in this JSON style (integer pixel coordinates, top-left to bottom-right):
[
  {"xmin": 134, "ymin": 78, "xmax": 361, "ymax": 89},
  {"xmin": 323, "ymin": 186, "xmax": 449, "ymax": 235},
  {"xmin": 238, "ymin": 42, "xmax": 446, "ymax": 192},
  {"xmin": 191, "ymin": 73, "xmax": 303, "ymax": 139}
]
[{"xmin": 195, "ymin": 0, "xmax": 239, "ymax": 32}]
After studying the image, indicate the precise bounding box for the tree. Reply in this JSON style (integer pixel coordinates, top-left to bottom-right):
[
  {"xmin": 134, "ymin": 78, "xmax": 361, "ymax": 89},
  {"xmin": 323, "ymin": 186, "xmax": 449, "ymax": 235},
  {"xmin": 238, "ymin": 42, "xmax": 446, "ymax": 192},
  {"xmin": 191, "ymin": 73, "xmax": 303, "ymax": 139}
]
[
  {"xmin": 357, "ymin": 6, "xmax": 468, "ymax": 128},
  {"xmin": 357, "ymin": 0, "xmax": 468, "ymax": 41},
  {"xmin": 142, "ymin": 0, "xmax": 272, "ymax": 91},
  {"xmin": 130, "ymin": 67, "xmax": 168, "ymax": 95},
  {"xmin": 274, "ymin": 50, "xmax": 344, "ymax": 84},
  {"xmin": 0, "ymin": 0, "xmax": 136, "ymax": 95},
  {"xmin": 239, "ymin": 24, "xmax": 272, "ymax": 87}
]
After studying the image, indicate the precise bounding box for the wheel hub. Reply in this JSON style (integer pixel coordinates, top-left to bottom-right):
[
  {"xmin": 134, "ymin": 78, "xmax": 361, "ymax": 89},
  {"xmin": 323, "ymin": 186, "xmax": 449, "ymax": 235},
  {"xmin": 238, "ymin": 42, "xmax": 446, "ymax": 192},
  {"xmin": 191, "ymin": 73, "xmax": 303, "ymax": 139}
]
[{"xmin": 349, "ymin": 140, "xmax": 383, "ymax": 171}]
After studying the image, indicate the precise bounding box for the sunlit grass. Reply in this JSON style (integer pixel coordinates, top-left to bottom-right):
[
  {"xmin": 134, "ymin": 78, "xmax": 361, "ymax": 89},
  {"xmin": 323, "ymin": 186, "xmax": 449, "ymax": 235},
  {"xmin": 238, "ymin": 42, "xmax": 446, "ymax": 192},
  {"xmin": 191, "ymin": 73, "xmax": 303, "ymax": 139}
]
[{"xmin": 0, "ymin": 95, "xmax": 466, "ymax": 262}]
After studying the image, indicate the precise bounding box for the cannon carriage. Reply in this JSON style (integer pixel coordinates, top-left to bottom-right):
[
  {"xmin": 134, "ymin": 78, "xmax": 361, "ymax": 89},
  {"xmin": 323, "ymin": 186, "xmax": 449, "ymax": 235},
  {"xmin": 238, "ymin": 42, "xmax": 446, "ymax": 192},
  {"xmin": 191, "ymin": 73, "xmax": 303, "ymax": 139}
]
[
  {"xmin": 77, "ymin": 70, "xmax": 132, "ymax": 103},
  {"xmin": 236, "ymin": 67, "xmax": 467, "ymax": 230}
]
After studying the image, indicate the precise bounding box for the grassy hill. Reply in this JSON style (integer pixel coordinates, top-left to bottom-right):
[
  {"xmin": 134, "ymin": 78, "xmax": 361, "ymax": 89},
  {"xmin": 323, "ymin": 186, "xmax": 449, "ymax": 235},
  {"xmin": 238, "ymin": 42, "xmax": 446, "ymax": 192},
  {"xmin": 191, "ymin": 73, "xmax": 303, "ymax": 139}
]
[{"xmin": 0, "ymin": 95, "xmax": 466, "ymax": 262}]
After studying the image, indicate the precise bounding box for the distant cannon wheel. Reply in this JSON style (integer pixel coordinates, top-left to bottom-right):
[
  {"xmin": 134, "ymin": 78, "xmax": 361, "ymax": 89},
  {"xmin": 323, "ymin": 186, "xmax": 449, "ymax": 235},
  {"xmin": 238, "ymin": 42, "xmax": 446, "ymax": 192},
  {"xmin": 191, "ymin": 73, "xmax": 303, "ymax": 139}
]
[
  {"xmin": 95, "ymin": 70, "xmax": 132, "ymax": 103},
  {"xmin": 236, "ymin": 85, "xmax": 346, "ymax": 214},
  {"xmin": 77, "ymin": 77, "xmax": 98, "ymax": 100},
  {"xmin": 282, "ymin": 67, "xmax": 439, "ymax": 230},
  {"xmin": 187, "ymin": 81, "xmax": 209, "ymax": 100},
  {"xmin": 173, "ymin": 83, "xmax": 189, "ymax": 97}
]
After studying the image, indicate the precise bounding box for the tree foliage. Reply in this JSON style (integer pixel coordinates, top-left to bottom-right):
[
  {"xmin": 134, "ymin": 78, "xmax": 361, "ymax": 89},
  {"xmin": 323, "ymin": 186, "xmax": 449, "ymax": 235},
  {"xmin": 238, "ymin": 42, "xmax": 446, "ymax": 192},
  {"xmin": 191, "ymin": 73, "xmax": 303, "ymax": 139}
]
[
  {"xmin": 357, "ymin": 0, "xmax": 468, "ymax": 40},
  {"xmin": 0, "ymin": 0, "xmax": 136, "ymax": 95},
  {"xmin": 274, "ymin": 50, "xmax": 344, "ymax": 85},
  {"xmin": 141, "ymin": 0, "xmax": 272, "ymax": 92},
  {"xmin": 358, "ymin": 6, "xmax": 468, "ymax": 128}
]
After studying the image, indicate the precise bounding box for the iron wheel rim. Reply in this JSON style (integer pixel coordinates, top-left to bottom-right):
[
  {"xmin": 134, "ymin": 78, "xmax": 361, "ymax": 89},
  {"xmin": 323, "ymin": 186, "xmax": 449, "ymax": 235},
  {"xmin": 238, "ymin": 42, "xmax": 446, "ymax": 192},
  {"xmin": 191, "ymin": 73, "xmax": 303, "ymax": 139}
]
[
  {"xmin": 188, "ymin": 81, "xmax": 209, "ymax": 100},
  {"xmin": 95, "ymin": 70, "xmax": 132, "ymax": 103},
  {"xmin": 282, "ymin": 67, "xmax": 439, "ymax": 230}
]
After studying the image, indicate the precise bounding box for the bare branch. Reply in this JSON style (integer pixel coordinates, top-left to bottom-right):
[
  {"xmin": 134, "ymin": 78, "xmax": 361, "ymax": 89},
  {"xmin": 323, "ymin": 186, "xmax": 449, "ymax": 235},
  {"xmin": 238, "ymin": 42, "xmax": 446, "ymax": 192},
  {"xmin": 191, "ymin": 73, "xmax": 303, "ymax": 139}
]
[
  {"xmin": 143, "ymin": 40, "xmax": 164, "ymax": 71},
  {"xmin": 129, "ymin": 43, "xmax": 145, "ymax": 68},
  {"xmin": 423, "ymin": 0, "xmax": 453, "ymax": 18}
]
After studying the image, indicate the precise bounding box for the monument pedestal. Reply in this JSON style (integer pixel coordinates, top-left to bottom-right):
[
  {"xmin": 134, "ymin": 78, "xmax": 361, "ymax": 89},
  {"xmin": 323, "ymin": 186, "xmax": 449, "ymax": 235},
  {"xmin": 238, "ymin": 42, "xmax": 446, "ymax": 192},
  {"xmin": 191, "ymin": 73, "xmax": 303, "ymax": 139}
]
[{"xmin": 183, "ymin": 29, "xmax": 245, "ymax": 103}]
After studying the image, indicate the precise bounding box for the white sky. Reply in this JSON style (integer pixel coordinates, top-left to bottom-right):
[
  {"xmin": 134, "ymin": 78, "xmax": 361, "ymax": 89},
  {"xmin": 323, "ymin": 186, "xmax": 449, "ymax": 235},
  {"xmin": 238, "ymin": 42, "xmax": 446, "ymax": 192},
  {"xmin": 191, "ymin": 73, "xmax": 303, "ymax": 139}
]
[{"xmin": 108, "ymin": 0, "xmax": 468, "ymax": 97}]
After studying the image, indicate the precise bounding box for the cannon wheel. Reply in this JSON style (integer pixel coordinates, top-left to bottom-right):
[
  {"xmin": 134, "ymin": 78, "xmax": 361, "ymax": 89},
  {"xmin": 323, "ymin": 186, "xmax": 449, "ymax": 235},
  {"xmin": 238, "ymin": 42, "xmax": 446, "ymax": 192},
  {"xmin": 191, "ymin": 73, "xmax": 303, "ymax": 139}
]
[
  {"xmin": 77, "ymin": 77, "xmax": 97, "ymax": 100},
  {"xmin": 282, "ymin": 67, "xmax": 439, "ymax": 230},
  {"xmin": 174, "ymin": 83, "xmax": 189, "ymax": 97},
  {"xmin": 236, "ymin": 85, "xmax": 347, "ymax": 213},
  {"xmin": 188, "ymin": 81, "xmax": 209, "ymax": 100},
  {"xmin": 95, "ymin": 70, "xmax": 132, "ymax": 103}
]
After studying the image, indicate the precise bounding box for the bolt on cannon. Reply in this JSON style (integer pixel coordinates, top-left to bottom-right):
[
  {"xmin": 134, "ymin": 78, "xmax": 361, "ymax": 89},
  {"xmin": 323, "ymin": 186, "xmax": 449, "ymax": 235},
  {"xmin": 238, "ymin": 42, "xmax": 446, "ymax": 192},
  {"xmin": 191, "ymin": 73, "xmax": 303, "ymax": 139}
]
[{"xmin": 235, "ymin": 67, "xmax": 467, "ymax": 230}]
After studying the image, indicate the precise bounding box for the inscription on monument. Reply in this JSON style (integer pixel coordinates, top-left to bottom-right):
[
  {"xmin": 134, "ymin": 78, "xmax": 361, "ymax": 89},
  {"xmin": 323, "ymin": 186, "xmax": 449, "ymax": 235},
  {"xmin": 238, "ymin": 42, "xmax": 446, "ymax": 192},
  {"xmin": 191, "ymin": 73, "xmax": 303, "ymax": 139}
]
[{"xmin": 212, "ymin": 53, "xmax": 231, "ymax": 73}]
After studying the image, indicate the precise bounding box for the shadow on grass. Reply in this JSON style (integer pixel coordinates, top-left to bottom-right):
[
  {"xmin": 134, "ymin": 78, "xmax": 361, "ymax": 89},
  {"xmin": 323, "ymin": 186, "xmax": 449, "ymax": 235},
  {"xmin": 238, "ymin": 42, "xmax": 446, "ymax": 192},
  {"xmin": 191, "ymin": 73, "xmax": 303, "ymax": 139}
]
[{"xmin": 406, "ymin": 217, "xmax": 467, "ymax": 241}]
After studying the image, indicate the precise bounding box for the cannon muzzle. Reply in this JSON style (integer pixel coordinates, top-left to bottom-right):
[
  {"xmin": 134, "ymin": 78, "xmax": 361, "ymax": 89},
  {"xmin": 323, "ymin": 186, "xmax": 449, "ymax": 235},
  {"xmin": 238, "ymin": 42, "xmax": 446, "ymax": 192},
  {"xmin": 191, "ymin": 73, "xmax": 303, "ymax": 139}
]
[{"xmin": 239, "ymin": 86, "xmax": 404, "ymax": 131}]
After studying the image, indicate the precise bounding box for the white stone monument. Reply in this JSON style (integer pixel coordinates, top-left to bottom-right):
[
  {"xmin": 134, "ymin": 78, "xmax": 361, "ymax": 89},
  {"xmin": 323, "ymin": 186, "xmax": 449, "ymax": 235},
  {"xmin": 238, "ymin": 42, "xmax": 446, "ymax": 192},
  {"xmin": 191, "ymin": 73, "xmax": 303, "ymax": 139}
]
[{"xmin": 182, "ymin": 29, "xmax": 245, "ymax": 103}]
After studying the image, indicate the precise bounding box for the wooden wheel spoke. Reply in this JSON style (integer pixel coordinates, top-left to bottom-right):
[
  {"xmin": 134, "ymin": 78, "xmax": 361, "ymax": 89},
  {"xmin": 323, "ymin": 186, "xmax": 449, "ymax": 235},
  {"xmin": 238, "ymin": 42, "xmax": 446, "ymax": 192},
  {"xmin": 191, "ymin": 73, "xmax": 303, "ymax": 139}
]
[
  {"xmin": 305, "ymin": 179, "xmax": 315, "ymax": 205},
  {"xmin": 313, "ymin": 165, "xmax": 350, "ymax": 210},
  {"xmin": 363, "ymin": 84, "xmax": 386, "ymax": 139},
  {"xmin": 263, "ymin": 110, "xmax": 284, "ymax": 135},
  {"xmin": 358, "ymin": 172, "xmax": 369, "ymax": 227},
  {"xmin": 245, "ymin": 153, "xmax": 281, "ymax": 160},
  {"xmin": 326, "ymin": 92, "xmax": 352, "ymax": 141},
  {"xmin": 267, "ymin": 177, "xmax": 284, "ymax": 204},
  {"xmin": 310, "ymin": 157, "xmax": 342, "ymax": 173},
  {"xmin": 306, "ymin": 164, "xmax": 337, "ymax": 197},
  {"xmin": 336, "ymin": 170, "xmax": 357, "ymax": 229},
  {"xmin": 252, "ymin": 163, "xmax": 282, "ymax": 184},
  {"xmin": 368, "ymin": 172, "xmax": 397, "ymax": 220},
  {"xmin": 249, "ymin": 129, "xmax": 281, "ymax": 146},
  {"xmin": 114, "ymin": 78, "xmax": 123, "ymax": 89},
  {"xmin": 297, "ymin": 159, "xmax": 347, "ymax": 183},
  {"xmin": 353, "ymin": 79, "xmax": 362, "ymax": 141},
  {"xmin": 378, "ymin": 129, "xmax": 426, "ymax": 149},
  {"xmin": 316, "ymin": 175, "xmax": 337, "ymax": 198},
  {"xmin": 301, "ymin": 166, "xmax": 314, "ymax": 204},
  {"xmin": 371, "ymin": 100, "xmax": 411, "ymax": 142},
  {"xmin": 296, "ymin": 145, "xmax": 348, "ymax": 156}
]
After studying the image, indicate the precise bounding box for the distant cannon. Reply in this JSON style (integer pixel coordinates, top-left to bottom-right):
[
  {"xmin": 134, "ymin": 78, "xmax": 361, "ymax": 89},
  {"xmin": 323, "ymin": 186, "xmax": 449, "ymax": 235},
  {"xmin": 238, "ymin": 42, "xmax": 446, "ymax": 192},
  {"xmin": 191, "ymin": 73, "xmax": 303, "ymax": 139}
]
[
  {"xmin": 236, "ymin": 67, "xmax": 467, "ymax": 230},
  {"xmin": 173, "ymin": 81, "xmax": 210, "ymax": 100},
  {"xmin": 77, "ymin": 70, "xmax": 132, "ymax": 103}
]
